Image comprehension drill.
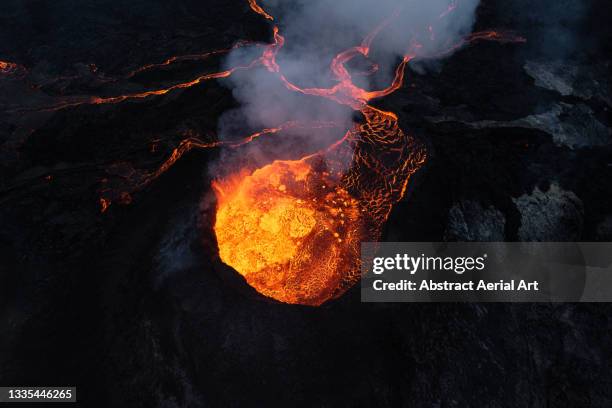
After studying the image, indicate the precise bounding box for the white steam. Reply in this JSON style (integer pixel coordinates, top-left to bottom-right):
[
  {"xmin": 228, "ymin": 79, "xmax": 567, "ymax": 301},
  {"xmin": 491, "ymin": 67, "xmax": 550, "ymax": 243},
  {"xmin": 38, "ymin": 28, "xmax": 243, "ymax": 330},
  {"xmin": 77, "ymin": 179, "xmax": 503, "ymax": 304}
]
[{"xmin": 218, "ymin": 0, "xmax": 480, "ymax": 152}]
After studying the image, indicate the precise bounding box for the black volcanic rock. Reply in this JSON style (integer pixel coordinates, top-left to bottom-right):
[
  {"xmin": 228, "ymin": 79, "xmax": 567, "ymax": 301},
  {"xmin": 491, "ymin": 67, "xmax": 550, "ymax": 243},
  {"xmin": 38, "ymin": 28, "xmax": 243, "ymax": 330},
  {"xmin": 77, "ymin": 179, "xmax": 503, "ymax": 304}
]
[{"xmin": 1, "ymin": 0, "xmax": 611, "ymax": 407}]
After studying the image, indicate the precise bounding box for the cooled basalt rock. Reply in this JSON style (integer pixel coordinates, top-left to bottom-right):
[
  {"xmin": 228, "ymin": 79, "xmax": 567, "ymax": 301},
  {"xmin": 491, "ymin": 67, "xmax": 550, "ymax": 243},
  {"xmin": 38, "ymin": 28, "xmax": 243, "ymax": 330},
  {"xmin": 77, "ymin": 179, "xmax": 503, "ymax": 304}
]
[
  {"xmin": 513, "ymin": 183, "xmax": 584, "ymax": 241},
  {"xmin": 444, "ymin": 200, "xmax": 506, "ymax": 241},
  {"xmin": 428, "ymin": 103, "xmax": 611, "ymax": 149},
  {"xmin": 596, "ymin": 216, "xmax": 612, "ymax": 241},
  {"xmin": 524, "ymin": 60, "xmax": 612, "ymax": 107}
]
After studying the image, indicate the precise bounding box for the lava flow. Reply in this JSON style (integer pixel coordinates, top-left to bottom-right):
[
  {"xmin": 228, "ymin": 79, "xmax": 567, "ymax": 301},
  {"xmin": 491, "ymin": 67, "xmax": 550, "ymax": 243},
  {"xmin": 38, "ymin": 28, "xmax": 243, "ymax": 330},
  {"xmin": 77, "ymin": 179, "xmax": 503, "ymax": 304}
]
[
  {"xmin": 213, "ymin": 158, "xmax": 364, "ymax": 305},
  {"xmin": 212, "ymin": 2, "xmax": 427, "ymax": 305},
  {"xmin": 213, "ymin": 98, "xmax": 425, "ymax": 305},
  {"xmin": 0, "ymin": 60, "xmax": 26, "ymax": 77},
  {"xmin": 16, "ymin": 0, "xmax": 520, "ymax": 305},
  {"xmin": 212, "ymin": 0, "xmax": 522, "ymax": 306},
  {"xmin": 213, "ymin": 103, "xmax": 425, "ymax": 304}
]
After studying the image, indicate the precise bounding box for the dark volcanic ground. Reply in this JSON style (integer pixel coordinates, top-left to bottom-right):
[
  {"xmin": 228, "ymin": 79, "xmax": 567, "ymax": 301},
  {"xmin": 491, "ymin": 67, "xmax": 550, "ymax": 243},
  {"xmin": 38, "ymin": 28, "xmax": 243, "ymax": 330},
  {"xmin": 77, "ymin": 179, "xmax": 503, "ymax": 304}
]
[{"xmin": 1, "ymin": 0, "xmax": 612, "ymax": 407}]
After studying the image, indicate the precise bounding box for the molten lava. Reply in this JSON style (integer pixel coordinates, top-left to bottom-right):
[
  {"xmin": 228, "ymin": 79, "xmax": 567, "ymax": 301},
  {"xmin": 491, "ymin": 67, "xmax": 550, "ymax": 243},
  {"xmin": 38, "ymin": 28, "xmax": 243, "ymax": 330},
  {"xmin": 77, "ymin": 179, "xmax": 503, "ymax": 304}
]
[
  {"xmin": 211, "ymin": 2, "xmax": 426, "ymax": 305},
  {"xmin": 248, "ymin": 0, "xmax": 274, "ymax": 20},
  {"xmin": 213, "ymin": 158, "xmax": 364, "ymax": 305},
  {"xmin": 209, "ymin": 0, "xmax": 522, "ymax": 305},
  {"xmin": 0, "ymin": 60, "xmax": 26, "ymax": 77},
  {"xmin": 213, "ymin": 103, "xmax": 426, "ymax": 305},
  {"xmin": 16, "ymin": 0, "xmax": 522, "ymax": 305}
]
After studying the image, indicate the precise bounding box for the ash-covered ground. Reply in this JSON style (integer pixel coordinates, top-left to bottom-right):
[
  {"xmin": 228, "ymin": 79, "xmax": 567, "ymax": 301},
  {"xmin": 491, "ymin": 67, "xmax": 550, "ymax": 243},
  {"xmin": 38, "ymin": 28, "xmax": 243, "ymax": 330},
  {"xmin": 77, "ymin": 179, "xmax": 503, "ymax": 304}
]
[{"xmin": 1, "ymin": 0, "xmax": 611, "ymax": 406}]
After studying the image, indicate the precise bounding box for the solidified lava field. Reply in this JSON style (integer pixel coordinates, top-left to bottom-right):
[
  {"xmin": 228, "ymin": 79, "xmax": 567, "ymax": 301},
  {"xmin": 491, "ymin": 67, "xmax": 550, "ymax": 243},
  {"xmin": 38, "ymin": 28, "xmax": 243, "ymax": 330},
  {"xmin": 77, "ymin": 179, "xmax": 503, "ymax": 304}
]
[{"xmin": 1, "ymin": 0, "xmax": 611, "ymax": 406}]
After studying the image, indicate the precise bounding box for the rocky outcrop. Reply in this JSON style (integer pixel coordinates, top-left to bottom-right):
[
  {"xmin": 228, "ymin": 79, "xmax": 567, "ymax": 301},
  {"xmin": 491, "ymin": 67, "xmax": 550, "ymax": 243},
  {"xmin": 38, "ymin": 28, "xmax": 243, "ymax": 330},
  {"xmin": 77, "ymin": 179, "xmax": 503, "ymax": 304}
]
[
  {"xmin": 445, "ymin": 200, "xmax": 506, "ymax": 241},
  {"xmin": 513, "ymin": 183, "xmax": 584, "ymax": 241}
]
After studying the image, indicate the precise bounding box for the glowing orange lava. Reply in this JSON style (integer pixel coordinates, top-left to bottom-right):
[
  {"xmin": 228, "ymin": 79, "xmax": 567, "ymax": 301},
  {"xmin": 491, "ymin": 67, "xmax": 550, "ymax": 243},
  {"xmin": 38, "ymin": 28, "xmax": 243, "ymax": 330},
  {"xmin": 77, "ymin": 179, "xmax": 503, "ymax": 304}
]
[
  {"xmin": 213, "ymin": 157, "xmax": 364, "ymax": 305},
  {"xmin": 248, "ymin": 0, "xmax": 274, "ymax": 20},
  {"xmin": 210, "ymin": 2, "xmax": 429, "ymax": 305},
  {"xmin": 210, "ymin": 0, "xmax": 523, "ymax": 305},
  {"xmin": 28, "ymin": 0, "xmax": 519, "ymax": 305},
  {"xmin": 213, "ymin": 103, "xmax": 426, "ymax": 305},
  {"xmin": 0, "ymin": 60, "xmax": 25, "ymax": 77}
]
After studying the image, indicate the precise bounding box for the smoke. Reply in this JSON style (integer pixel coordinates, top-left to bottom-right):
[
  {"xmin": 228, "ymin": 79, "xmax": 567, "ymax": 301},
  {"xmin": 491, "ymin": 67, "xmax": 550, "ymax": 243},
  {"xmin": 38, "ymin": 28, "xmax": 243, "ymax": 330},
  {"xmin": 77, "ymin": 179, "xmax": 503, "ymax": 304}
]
[{"xmin": 217, "ymin": 0, "xmax": 480, "ymax": 159}]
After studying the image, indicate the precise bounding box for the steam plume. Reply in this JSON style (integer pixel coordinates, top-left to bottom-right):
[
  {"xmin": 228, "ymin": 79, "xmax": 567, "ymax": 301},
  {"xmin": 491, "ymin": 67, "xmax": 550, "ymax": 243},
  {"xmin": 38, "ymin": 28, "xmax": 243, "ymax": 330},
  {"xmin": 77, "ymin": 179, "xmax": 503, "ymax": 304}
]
[{"xmin": 218, "ymin": 0, "xmax": 480, "ymax": 153}]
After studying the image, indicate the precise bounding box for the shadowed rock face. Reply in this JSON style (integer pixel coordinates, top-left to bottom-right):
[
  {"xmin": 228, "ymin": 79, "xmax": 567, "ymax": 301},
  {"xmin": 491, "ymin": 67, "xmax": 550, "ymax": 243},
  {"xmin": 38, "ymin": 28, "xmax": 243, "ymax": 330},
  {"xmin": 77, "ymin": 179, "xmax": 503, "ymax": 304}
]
[
  {"xmin": 513, "ymin": 184, "xmax": 584, "ymax": 242},
  {"xmin": 445, "ymin": 200, "xmax": 506, "ymax": 241},
  {"xmin": 1, "ymin": 0, "xmax": 612, "ymax": 407}
]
